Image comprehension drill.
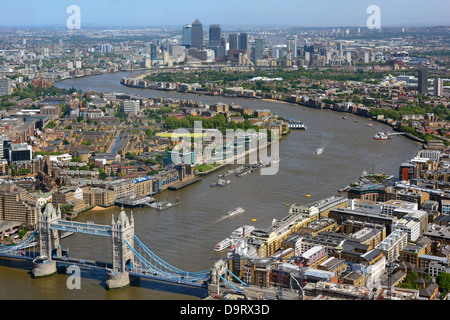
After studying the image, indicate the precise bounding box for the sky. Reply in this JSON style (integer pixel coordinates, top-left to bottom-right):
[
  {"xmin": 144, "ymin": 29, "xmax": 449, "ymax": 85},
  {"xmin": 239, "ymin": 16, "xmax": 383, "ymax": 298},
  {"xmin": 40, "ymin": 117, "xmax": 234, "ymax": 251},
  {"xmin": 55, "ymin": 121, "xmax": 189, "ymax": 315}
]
[{"xmin": 0, "ymin": 0, "xmax": 449, "ymax": 28}]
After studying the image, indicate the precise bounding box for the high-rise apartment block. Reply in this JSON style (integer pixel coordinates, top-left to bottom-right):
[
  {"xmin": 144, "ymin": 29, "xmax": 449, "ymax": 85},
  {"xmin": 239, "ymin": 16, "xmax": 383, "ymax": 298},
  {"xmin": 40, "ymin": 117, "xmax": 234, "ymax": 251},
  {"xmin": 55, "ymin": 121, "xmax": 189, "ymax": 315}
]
[
  {"xmin": 418, "ymin": 67, "xmax": 428, "ymax": 94},
  {"xmin": 434, "ymin": 78, "xmax": 443, "ymax": 96},
  {"xmin": 0, "ymin": 77, "xmax": 11, "ymax": 96}
]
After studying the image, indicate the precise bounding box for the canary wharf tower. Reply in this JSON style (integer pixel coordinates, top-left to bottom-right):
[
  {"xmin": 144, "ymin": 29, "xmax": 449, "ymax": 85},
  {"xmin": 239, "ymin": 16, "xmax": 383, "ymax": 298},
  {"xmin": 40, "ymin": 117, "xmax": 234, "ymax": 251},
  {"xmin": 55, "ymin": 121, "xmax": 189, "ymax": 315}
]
[{"xmin": 191, "ymin": 18, "xmax": 203, "ymax": 49}]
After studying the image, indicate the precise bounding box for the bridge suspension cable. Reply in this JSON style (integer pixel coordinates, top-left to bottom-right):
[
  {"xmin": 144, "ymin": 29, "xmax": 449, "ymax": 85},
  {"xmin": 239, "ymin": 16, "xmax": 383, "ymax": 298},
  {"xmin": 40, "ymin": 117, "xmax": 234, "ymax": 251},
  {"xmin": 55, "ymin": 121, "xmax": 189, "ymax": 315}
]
[
  {"xmin": 133, "ymin": 235, "xmax": 210, "ymax": 275},
  {"xmin": 125, "ymin": 236, "xmax": 210, "ymax": 282},
  {"xmin": 0, "ymin": 230, "xmax": 39, "ymax": 254}
]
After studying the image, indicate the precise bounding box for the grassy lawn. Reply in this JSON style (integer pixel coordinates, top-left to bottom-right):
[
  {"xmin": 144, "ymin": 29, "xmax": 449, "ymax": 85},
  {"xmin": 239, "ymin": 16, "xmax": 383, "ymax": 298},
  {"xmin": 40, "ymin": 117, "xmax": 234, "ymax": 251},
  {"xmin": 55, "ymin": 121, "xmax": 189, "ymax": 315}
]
[{"xmin": 195, "ymin": 163, "xmax": 221, "ymax": 172}]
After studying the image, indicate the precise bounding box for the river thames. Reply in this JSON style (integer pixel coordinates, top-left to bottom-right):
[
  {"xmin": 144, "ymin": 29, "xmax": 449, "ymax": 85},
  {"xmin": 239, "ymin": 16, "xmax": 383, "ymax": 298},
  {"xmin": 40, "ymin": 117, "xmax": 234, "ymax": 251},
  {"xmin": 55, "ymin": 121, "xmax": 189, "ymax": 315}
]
[{"xmin": 0, "ymin": 71, "xmax": 420, "ymax": 300}]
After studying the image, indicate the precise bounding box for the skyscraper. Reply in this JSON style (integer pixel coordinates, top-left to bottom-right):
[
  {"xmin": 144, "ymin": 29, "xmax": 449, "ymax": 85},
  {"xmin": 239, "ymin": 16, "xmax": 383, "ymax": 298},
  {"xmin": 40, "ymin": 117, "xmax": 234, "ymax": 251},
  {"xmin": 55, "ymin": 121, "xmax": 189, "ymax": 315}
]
[
  {"xmin": 182, "ymin": 24, "xmax": 192, "ymax": 48},
  {"xmin": 252, "ymin": 38, "xmax": 264, "ymax": 62},
  {"xmin": 286, "ymin": 39, "xmax": 297, "ymax": 59},
  {"xmin": 191, "ymin": 19, "xmax": 203, "ymax": 50},
  {"xmin": 208, "ymin": 24, "xmax": 221, "ymax": 48},
  {"xmin": 208, "ymin": 24, "xmax": 221, "ymax": 58},
  {"xmin": 418, "ymin": 67, "xmax": 428, "ymax": 95},
  {"xmin": 434, "ymin": 78, "xmax": 443, "ymax": 96},
  {"xmin": 229, "ymin": 33, "xmax": 239, "ymax": 50},
  {"xmin": 150, "ymin": 43, "xmax": 157, "ymax": 60},
  {"xmin": 239, "ymin": 33, "xmax": 249, "ymax": 51}
]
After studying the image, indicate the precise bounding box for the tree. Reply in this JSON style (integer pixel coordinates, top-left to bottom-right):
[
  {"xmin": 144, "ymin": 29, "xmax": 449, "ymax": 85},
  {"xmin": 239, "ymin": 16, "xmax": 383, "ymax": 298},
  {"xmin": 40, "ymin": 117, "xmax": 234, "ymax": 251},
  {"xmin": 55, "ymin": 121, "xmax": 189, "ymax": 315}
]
[{"xmin": 436, "ymin": 272, "xmax": 450, "ymax": 299}]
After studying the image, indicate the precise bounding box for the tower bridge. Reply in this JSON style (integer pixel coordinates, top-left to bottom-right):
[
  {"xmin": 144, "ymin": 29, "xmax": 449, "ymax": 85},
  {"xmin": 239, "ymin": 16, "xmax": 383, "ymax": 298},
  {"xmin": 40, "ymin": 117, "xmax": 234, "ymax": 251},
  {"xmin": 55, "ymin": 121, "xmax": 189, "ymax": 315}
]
[{"xmin": 0, "ymin": 203, "xmax": 240, "ymax": 296}]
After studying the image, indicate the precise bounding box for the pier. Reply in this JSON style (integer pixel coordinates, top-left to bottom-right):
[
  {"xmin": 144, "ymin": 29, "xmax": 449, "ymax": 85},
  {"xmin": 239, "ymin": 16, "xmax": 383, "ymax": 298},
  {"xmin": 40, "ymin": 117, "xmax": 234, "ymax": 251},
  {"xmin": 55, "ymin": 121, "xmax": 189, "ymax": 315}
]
[
  {"xmin": 167, "ymin": 176, "xmax": 201, "ymax": 190},
  {"xmin": 115, "ymin": 195, "xmax": 156, "ymax": 208}
]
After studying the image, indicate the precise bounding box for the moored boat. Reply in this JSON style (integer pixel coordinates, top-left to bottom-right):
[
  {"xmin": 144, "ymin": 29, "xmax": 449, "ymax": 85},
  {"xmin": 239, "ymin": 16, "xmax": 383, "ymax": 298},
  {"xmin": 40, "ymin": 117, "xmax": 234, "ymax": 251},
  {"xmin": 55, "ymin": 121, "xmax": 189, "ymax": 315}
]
[
  {"xmin": 214, "ymin": 238, "xmax": 231, "ymax": 251},
  {"xmin": 217, "ymin": 179, "xmax": 231, "ymax": 186}
]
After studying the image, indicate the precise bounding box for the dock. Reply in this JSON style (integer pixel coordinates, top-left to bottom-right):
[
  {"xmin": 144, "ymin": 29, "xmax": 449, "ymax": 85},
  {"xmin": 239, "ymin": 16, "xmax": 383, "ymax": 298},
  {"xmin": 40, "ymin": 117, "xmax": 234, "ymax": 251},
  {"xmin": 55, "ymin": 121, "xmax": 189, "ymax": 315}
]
[
  {"xmin": 115, "ymin": 195, "xmax": 156, "ymax": 208},
  {"xmin": 149, "ymin": 199, "xmax": 179, "ymax": 211},
  {"xmin": 167, "ymin": 177, "xmax": 201, "ymax": 190}
]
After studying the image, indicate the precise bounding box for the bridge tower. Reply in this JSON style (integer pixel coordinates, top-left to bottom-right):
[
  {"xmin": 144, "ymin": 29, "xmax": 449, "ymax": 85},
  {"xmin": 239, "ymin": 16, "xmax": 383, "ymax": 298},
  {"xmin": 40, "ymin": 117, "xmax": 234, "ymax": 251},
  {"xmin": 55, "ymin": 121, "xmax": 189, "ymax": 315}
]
[
  {"xmin": 106, "ymin": 207, "xmax": 135, "ymax": 290},
  {"xmin": 32, "ymin": 203, "xmax": 62, "ymax": 278},
  {"xmin": 208, "ymin": 259, "xmax": 228, "ymax": 296}
]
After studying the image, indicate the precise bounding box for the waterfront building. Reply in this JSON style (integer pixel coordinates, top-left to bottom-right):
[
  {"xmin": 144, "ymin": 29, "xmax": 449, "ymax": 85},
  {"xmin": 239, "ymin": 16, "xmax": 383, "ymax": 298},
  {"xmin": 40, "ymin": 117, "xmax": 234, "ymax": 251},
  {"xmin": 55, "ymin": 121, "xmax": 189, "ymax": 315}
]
[
  {"xmin": 289, "ymin": 195, "xmax": 348, "ymax": 219},
  {"xmin": 0, "ymin": 183, "xmax": 39, "ymax": 227},
  {"xmin": 52, "ymin": 185, "xmax": 87, "ymax": 213},
  {"xmin": 347, "ymin": 184, "xmax": 386, "ymax": 202},
  {"xmin": 83, "ymin": 187, "xmax": 115, "ymax": 207},
  {"xmin": 399, "ymin": 162, "xmax": 417, "ymax": 181},
  {"xmin": 133, "ymin": 176, "xmax": 156, "ymax": 196},
  {"xmin": 329, "ymin": 208, "xmax": 398, "ymax": 234},
  {"xmin": 102, "ymin": 179, "xmax": 134, "ymax": 199}
]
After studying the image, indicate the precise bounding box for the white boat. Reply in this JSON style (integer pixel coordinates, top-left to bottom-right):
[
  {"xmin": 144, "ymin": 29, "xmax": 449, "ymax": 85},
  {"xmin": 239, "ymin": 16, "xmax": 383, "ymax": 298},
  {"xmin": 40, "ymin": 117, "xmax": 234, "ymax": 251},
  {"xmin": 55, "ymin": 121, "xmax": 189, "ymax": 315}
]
[
  {"xmin": 229, "ymin": 225, "xmax": 255, "ymax": 240},
  {"xmin": 214, "ymin": 238, "xmax": 231, "ymax": 251},
  {"xmin": 228, "ymin": 207, "xmax": 245, "ymax": 217},
  {"xmin": 314, "ymin": 147, "xmax": 324, "ymax": 155},
  {"xmin": 217, "ymin": 179, "xmax": 231, "ymax": 186},
  {"xmin": 374, "ymin": 132, "xmax": 389, "ymax": 140}
]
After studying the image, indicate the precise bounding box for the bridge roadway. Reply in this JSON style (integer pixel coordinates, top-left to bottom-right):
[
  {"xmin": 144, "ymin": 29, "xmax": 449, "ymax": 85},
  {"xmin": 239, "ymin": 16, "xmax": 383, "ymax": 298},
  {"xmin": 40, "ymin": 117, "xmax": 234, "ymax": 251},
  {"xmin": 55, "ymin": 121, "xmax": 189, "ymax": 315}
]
[
  {"xmin": 0, "ymin": 251, "xmax": 208, "ymax": 289},
  {"xmin": 50, "ymin": 220, "xmax": 112, "ymax": 236}
]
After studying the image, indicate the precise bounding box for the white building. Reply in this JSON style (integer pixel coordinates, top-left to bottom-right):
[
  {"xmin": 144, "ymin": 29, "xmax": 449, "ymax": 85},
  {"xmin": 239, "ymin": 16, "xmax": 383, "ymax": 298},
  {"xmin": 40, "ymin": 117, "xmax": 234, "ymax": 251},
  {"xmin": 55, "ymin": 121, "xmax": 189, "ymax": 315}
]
[
  {"xmin": 428, "ymin": 260, "xmax": 450, "ymax": 279},
  {"xmin": 382, "ymin": 199, "xmax": 417, "ymax": 216},
  {"xmin": 393, "ymin": 218, "xmax": 421, "ymax": 242},
  {"xmin": 349, "ymin": 199, "xmax": 383, "ymax": 215},
  {"xmin": 363, "ymin": 250, "xmax": 386, "ymax": 286},
  {"xmin": 376, "ymin": 230, "xmax": 408, "ymax": 262},
  {"xmin": 441, "ymin": 200, "xmax": 450, "ymax": 214},
  {"xmin": 123, "ymin": 100, "xmax": 140, "ymax": 116},
  {"xmin": 434, "ymin": 78, "xmax": 443, "ymax": 96},
  {"xmin": 419, "ymin": 149, "xmax": 440, "ymax": 162}
]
